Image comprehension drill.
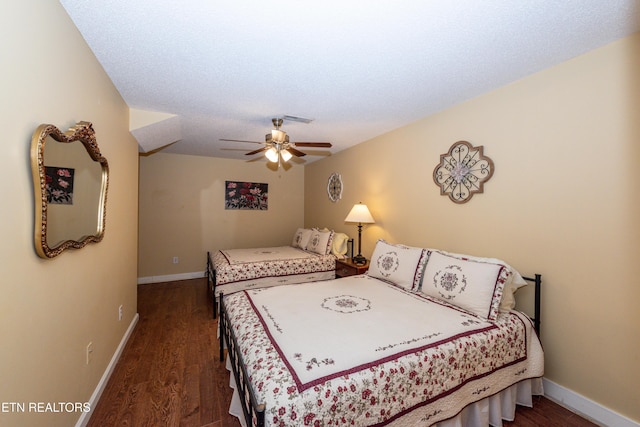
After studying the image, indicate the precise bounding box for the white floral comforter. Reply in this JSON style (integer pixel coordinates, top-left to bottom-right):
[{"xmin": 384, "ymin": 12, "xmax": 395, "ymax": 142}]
[
  {"xmin": 224, "ymin": 275, "xmax": 544, "ymax": 427},
  {"xmin": 213, "ymin": 247, "xmax": 336, "ymax": 295}
]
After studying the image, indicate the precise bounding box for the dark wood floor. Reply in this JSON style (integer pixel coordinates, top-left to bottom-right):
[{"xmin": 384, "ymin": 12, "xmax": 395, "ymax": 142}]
[{"xmin": 87, "ymin": 278, "xmax": 599, "ymax": 427}]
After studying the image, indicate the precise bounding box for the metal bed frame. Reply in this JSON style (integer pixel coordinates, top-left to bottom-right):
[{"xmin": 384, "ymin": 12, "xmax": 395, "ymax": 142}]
[
  {"xmin": 218, "ymin": 273, "xmax": 542, "ymax": 427},
  {"xmin": 206, "ymin": 251, "xmax": 217, "ymax": 318},
  {"xmin": 219, "ymin": 292, "xmax": 266, "ymax": 427}
]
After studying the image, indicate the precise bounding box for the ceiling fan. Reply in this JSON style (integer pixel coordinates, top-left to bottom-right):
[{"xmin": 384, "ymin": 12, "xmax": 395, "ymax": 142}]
[{"xmin": 220, "ymin": 116, "xmax": 332, "ymax": 166}]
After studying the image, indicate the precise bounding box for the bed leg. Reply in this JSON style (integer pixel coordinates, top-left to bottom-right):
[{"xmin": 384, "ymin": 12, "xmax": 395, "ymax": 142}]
[{"xmin": 256, "ymin": 405, "xmax": 265, "ymax": 427}]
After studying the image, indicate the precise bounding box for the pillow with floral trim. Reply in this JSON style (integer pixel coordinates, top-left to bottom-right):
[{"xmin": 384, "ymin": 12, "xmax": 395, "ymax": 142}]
[
  {"xmin": 307, "ymin": 229, "xmax": 334, "ymax": 255},
  {"xmin": 292, "ymin": 228, "xmax": 313, "ymax": 250},
  {"xmin": 420, "ymin": 251, "xmax": 509, "ymax": 321},
  {"xmin": 425, "ymin": 248, "xmax": 528, "ymax": 312},
  {"xmin": 366, "ymin": 239, "xmax": 427, "ymax": 291}
]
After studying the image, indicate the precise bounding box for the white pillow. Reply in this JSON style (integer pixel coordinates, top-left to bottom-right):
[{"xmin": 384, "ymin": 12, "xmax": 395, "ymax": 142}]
[
  {"xmin": 426, "ymin": 248, "xmax": 528, "ymax": 312},
  {"xmin": 366, "ymin": 240, "xmax": 427, "ymax": 291},
  {"xmin": 331, "ymin": 232, "xmax": 350, "ymax": 258},
  {"xmin": 292, "ymin": 228, "xmax": 313, "ymax": 250},
  {"xmin": 420, "ymin": 251, "xmax": 509, "ymax": 321},
  {"xmin": 307, "ymin": 229, "xmax": 334, "ymax": 255},
  {"xmin": 499, "ymin": 271, "xmax": 528, "ymax": 311}
]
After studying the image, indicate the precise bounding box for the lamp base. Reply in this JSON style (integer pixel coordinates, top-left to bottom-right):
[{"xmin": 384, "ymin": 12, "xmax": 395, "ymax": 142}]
[{"xmin": 352, "ymin": 254, "xmax": 367, "ymax": 265}]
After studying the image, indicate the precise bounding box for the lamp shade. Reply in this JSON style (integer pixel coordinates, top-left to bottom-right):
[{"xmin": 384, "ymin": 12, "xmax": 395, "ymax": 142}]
[{"xmin": 344, "ymin": 203, "xmax": 375, "ymax": 224}]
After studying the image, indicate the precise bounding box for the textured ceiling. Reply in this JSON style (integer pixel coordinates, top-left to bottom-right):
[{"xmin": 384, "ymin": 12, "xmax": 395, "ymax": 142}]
[{"xmin": 59, "ymin": 0, "xmax": 640, "ymax": 164}]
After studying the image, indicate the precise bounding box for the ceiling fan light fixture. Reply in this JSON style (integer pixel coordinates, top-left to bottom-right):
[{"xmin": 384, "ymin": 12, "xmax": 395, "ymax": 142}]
[
  {"xmin": 281, "ymin": 149, "xmax": 292, "ymax": 162},
  {"xmin": 265, "ymin": 147, "xmax": 279, "ymax": 162},
  {"xmin": 226, "ymin": 117, "xmax": 332, "ymax": 165},
  {"xmin": 271, "ymin": 129, "xmax": 287, "ymax": 144}
]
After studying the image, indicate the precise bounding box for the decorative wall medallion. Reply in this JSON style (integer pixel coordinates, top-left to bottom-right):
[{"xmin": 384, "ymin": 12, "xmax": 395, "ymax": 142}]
[
  {"xmin": 327, "ymin": 172, "xmax": 343, "ymax": 202},
  {"xmin": 433, "ymin": 141, "xmax": 494, "ymax": 204}
]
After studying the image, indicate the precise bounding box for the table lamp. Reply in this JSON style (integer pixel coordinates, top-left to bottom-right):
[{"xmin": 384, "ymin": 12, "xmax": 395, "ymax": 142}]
[{"xmin": 344, "ymin": 203, "xmax": 375, "ymax": 265}]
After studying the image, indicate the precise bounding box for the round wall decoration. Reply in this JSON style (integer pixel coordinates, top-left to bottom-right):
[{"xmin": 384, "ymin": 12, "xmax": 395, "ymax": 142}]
[
  {"xmin": 433, "ymin": 141, "xmax": 494, "ymax": 204},
  {"xmin": 327, "ymin": 172, "xmax": 343, "ymax": 202}
]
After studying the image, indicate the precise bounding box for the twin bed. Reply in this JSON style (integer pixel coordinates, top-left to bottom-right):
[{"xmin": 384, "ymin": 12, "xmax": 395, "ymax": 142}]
[
  {"xmin": 207, "ymin": 228, "xmax": 350, "ymax": 317},
  {"xmin": 215, "ymin": 238, "xmax": 544, "ymax": 427}
]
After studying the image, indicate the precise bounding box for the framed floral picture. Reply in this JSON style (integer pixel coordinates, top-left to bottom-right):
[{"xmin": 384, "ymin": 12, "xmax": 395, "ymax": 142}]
[
  {"xmin": 45, "ymin": 166, "xmax": 75, "ymax": 205},
  {"xmin": 225, "ymin": 181, "xmax": 268, "ymax": 210}
]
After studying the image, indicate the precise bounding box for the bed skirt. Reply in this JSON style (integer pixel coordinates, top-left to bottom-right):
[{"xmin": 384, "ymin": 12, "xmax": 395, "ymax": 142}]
[{"xmin": 225, "ymin": 356, "xmax": 543, "ymax": 427}]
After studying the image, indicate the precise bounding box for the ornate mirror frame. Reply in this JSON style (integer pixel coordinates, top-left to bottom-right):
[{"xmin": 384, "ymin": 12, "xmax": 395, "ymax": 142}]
[
  {"xmin": 433, "ymin": 140, "xmax": 494, "ymax": 204},
  {"xmin": 30, "ymin": 121, "xmax": 109, "ymax": 258}
]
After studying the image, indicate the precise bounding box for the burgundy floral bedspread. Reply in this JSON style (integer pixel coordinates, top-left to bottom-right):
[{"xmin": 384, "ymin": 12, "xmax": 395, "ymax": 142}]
[
  {"xmin": 213, "ymin": 247, "xmax": 336, "ymax": 288},
  {"xmin": 224, "ymin": 276, "xmax": 544, "ymax": 426}
]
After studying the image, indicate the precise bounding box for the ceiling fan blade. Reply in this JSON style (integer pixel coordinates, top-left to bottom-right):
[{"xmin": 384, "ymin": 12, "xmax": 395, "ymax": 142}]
[
  {"xmin": 293, "ymin": 142, "xmax": 332, "ymax": 148},
  {"xmin": 245, "ymin": 147, "xmax": 268, "ymax": 156},
  {"xmin": 287, "ymin": 147, "xmax": 307, "ymax": 157},
  {"xmin": 220, "ymin": 138, "xmax": 263, "ymax": 144},
  {"xmin": 282, "ymin": 115, "xmax": 313, "ymax": 124}
]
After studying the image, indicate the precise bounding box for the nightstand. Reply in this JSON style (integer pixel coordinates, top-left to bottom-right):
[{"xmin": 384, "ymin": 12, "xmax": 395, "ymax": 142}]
[{"xmin": 335, "ymin": 258, "xmax": 369, "ymax": 278}]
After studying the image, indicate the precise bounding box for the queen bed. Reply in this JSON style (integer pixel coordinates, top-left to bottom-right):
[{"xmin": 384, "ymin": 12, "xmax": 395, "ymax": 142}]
[
  {"xmin": 218, "ymin": 240, "xmax": 543, "ymax": 427},
  {"xmin": 207, "ymin": 228, "xmax": 350, "ymax": 317}
]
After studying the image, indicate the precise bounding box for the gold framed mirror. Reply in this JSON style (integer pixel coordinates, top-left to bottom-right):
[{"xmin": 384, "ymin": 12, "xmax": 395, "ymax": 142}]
[{"xmin": 30, "ymin": 121, "xmax": 109, "ymax": 258}]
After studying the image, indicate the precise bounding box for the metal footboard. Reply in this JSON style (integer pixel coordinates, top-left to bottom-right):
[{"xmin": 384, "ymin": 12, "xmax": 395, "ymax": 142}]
[
  {"xmin": 206, "ymin": 251, "xmax": 217, "ymax": 318},
  {"xmin": 219, "ymin": 292, "xmax": 265, "ymax": 427}
]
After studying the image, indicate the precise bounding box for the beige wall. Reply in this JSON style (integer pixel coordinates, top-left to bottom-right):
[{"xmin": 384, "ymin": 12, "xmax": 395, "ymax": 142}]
[
  {"xmin": 138, "ymin": 153, "xmax": 305, "ymax": 278},
  {"xmin": 0, "ymin": 2, "xmax": 138, "ymax": 427},
  {"xmin": 306, "ymin": 33, "xmax": 640, "ymax": 422}
]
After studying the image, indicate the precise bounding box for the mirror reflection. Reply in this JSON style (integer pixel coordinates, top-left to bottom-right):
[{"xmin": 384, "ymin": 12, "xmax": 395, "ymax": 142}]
[{"xmin": 31, "ymin": 122, "xmax": 109, "ymax": 258}]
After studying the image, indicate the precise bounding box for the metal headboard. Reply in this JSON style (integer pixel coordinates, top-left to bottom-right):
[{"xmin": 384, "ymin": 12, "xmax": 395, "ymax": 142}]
[{"xmin": 522, "ymin": 273, "xmax": 542, "ymax": 336}]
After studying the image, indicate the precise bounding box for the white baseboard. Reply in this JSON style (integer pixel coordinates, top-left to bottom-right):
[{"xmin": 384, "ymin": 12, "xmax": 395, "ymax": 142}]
[
  {"xmin": 543, "ymin": 378, "xmax": 639, "ymax": 427},
  {"xmin": 137, "ymin": 271, "xmax": 205, "ymax": 284},
  {"xmin": 75, "ymin": 313, "xmax": 139, "ymax": 427}
]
